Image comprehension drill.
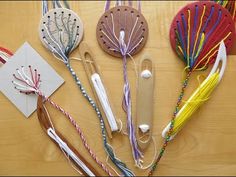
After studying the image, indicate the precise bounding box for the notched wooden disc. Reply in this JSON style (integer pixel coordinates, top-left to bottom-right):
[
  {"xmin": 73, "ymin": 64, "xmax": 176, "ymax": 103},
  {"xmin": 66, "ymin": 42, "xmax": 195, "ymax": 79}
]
[
  {"xmin": 39, "ymin": 8, "xmax": 83, "ymax": 53},
  {"xmin": 169, "ymin": 1, "xmax": 235, "ymax": 62},
  {"xmin": 96, "ymin": 6, "xmax": 149, "ymax": 58}
]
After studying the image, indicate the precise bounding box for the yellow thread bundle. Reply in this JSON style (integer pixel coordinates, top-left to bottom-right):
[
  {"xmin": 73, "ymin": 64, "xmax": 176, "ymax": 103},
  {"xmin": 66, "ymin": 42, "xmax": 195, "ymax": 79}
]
[{"xmin": 171, "ymin": 71, "xmax": 220, "ymax": 136}]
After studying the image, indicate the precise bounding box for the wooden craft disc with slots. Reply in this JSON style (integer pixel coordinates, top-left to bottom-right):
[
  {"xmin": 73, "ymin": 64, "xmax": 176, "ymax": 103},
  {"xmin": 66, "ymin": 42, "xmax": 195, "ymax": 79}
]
[
  {"xmin": 39, "ymin": 8, "xmax": 83, "ymax": 53},
  {"xmin": 169, "ymin": 1, "xmax": 235, "ymax": 68},
  {"xmin": 96, "ymin": 6, "xmax": 149, "ymax": 58}
]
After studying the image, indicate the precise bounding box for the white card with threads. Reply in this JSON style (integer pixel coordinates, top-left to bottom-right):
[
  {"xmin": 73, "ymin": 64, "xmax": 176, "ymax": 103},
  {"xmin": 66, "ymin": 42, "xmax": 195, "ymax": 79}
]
[{"xmin": 0, "ymin": 42, "xmax": 64, "ymax": 117}]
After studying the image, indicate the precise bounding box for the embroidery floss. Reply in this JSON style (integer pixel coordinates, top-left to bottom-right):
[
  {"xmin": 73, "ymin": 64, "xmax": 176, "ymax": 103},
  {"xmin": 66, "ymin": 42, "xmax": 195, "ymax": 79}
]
[
  {"xmin": 0, "ymin": 46, "xmax": 13, "ymax": 65},
  {"xmin": 79, "ymin": 42, "xmax": 119, "ymax": 133},
  {"xmin": 96, "ymin": 0, "xmax": 149, "ymax": 168},
  {"xmin": 212, "ymin": 0, "xmax": 236, "ymax": 22},
  {"xmin": 37, "ymin": 97, "xmax": 99, "ymax": 176},
  {"xmin": 162, "ymin": 41, "xmax": 227, "ymax": 140},
  {"xmin": 39, "ymin": 2, "xmax": 134, "ymax": 176},
  {"xmin": 12, "ymin": 65, "xmax": 114, "ymax": 176},
  {"xmin": 148, "ymin": 2, "xmax": 235, "ymax": 175},
  {"xmin": 39, "ymin": 7, "xmax": 83, "ymax": 59}
]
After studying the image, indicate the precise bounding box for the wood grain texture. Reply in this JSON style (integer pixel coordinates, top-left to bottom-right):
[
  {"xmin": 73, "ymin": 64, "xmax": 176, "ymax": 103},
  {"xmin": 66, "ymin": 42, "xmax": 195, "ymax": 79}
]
[{"xmin": 0, "ymin": 1, "xmax": 236, "ymax": 176}]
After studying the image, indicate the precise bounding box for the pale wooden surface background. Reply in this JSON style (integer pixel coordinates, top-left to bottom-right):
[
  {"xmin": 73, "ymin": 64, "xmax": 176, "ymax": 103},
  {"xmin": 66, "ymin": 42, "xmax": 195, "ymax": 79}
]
[{"xmin": 0, "ymin": 1, "xmax": 236, "ymax": 176}]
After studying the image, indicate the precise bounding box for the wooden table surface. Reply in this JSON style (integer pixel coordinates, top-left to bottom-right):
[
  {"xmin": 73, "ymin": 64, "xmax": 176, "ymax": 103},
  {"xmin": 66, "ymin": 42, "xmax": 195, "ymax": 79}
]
[{"xmin": 0, "ymin": 1, "xmax": 236, "ymax": 176}]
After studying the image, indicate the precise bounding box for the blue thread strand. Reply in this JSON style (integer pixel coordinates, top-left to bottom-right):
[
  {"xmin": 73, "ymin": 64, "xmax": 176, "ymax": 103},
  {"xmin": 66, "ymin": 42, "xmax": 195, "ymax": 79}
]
[
  {"xmin": 205, "ymin": 9, "xmax": 222, "ymax": 43},
  {"xmin": 181, "ymin": 14, "xmax": 188, "ymax": 55},
  {"xmin": 192, "ymin": 6, "xmax": 215, "ymax": 63},
  {"xmin": 177, "ymin": 21, "xmax": 187, "ymax": 61},
  {"xmin": 190, "ymin": 5, "xmax": 199, "ymax": 67},
  {"xmin": 193, "ymin": 8, "xmax": 222, "ymax": 67}
]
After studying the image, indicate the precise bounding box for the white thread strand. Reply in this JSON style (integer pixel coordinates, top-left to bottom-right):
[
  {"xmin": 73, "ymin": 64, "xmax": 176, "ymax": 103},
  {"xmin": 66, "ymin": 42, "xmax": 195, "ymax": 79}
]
[
  {"xmin": 0, "ymin": 51, "xmax": 10, "ymax": 62},
  {"xmin": 47, "ymin": 128, "xmax": 95, "ymax": 177},
  {"xmin": 127, "ymin": 53, "xmax": 138, "ymax": 79},
  {"xmin": 126, "ymin": 17, "xmax": 139, "ymax": 51},
  {"xmin": 137, "ymin": 0, "xmax": 141, "ymax": 12},
  {"xmin": 91, "ymin": 73, "xmax": 118, "ymax": 132},
  {"xmin": 137, "ymin": 136, "xmax": 157, "ymax": 170},
  {"xmin": 43, "ymin": 24, "xmax": 68, "ymax": 61},
  {"xmin": 128, "ymin": 36, "xmax": 144, "ymax": 54},
  {"xmin": 51, "ymin": 133, "xmax": 83, "ymax": 176},
  {"xmin": 101, "ymin": 30, "xmax": 120, "ymax": 49},
  {"xmin": 21, "ymin": 67, "xmax": 35, "ymax": 86},
  {"xmin": 110, "ymin": 13, "xmax": 120, "ymax": 42}
]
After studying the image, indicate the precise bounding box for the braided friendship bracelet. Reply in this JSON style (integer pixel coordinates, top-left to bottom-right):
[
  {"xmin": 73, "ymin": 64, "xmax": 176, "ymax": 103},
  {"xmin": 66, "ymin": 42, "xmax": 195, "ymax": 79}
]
[
  {"xmin": 6, "ymin": 1, "xmax": 235, "ymax": 176},
  {"xmin": 149, "ymin": 2, "xmax": 235, "ymax": 175},
  {"xmin": 39, "ymin": 2, "xmax": 134, "ymax": 176},
  {"xmin": 148, "ymin": 71, "xmax": 191, "ymax": 176},
  {"xmin": 65, "ymin": 63, "xmax": 134, "ymax": 176},
  {"xmin": 12, "ymin": 65, "xmax": 114, "ymax": 176},
  {"xmin": 96, "ymin": 1, "xmax": 149, "ymax": 168}
]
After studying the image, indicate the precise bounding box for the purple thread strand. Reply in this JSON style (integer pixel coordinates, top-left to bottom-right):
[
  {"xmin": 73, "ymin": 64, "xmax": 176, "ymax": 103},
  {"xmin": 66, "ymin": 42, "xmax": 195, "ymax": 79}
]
[
  {"xmin": 181, "ymin": 14, "xmax": 188, "ymax": 54},
  {"xmin": 122, "ymin": 55, "xmax": 142, "ymax": 163},
  {"xmin": 193, "ymin": 8, "xmax": 222, "ymax": 67},
  {"xmin": 104, "ymin": 0, "xmax": 110, "ymax": 12},
  {"xmin": 137, "ymin": 0, "xmax": 141, "ymax": 12},
  {"xmin": 177, "ymin": 22, "xmax": 187, "ymax": 59},
  {"xmin": 128, "ymin": 0, "xmax": 132, "ymax": 7},
  {"xmin": 204, "ymin": 10, "xmax": 222, "ymax": 44}
]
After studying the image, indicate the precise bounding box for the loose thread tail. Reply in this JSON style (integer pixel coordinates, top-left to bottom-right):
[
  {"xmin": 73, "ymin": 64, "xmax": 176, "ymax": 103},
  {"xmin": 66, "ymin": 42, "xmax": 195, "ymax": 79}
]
[
  {"xmin": 148, "ymin": 71, "xmax": 192, "ymax": 176},
  {"xmin": 105, "ymin": 143, "xmax": 135, "ymax": 176},
  {"xmin": 62, "ymin": 0, "xmax": 70, "ymax": 9},
  {"xmin": 66, "ymin": 64, "xmax": 134, "ymax": 176},
  {"xmin": 42, "ymin": 0, "xmax": 48, "ymax": 16},
  {"xmin": 137, "ymin": 0, "xmax": 141, "ymax": 12},
  {"xmin": 122, "ymin": 55, "xmax": 143, "ymax": 167},
  {"xmin": 104, "ymin": 0, "xmax": 111, "ymax": 12}
]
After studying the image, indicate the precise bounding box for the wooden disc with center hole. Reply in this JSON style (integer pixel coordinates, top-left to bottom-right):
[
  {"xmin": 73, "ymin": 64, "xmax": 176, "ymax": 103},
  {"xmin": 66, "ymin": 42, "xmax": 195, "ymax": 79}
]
[{"xmin": 96, "ymin": 6, "xmax": 149, "ymax": 58}]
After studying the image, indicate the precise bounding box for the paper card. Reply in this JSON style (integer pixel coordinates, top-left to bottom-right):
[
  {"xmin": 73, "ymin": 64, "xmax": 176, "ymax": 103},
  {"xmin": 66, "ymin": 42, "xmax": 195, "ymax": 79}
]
[{"xmin": 0, "ymin": 42, "xmax": 64, "ymax": 117}]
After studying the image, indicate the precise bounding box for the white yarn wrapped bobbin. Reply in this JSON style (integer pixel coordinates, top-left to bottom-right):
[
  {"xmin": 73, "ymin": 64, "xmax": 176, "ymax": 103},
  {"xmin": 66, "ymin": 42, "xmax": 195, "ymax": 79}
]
[{"xmin": 141, "ymin": 69, "xmax": 152, "ymax": 79}]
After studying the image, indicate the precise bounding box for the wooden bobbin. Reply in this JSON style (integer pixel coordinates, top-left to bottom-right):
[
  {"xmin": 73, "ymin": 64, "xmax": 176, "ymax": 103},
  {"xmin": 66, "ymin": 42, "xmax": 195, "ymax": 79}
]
[
  {"xmin": 79, "ymin": 42, "xmax": 118, "ymax": 139},
  {"xmin": 136, "ymin": 54, "xmax": 154, "ymax": 150},
  {"xmin": 96, "ymin": 6, "xmax": 149, "ymax": 58}
]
